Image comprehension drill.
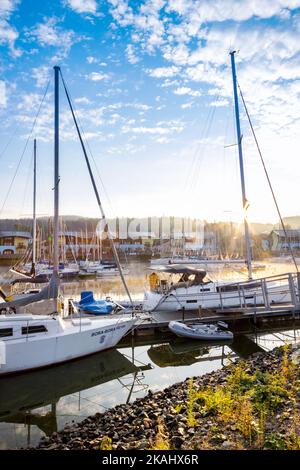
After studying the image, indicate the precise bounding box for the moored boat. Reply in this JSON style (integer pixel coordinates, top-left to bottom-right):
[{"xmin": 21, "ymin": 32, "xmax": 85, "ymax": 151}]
[{"xmin": 168, "ymin": 320, "xmax": 233, "ymax": 341}]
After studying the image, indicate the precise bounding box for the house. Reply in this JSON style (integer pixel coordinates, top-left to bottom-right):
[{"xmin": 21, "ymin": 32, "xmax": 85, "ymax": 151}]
[
  {"xmin": 0, "ymin": 231, "xmax": 32, "ymax": 256},
  {"xmin": 270, "ymin": 230, "xmax": 300, "ymax": 252}
]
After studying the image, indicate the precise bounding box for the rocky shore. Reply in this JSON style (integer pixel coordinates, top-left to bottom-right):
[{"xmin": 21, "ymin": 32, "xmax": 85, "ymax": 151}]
[{"xmin": 35, "ymin": 344, "xmax": 300, "ymax": 451}]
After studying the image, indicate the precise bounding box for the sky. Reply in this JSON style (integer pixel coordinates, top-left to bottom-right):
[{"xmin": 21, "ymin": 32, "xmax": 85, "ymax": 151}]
[{"xmin": 1, "ymin": 0, "xmax": 300, "ymax": 224}]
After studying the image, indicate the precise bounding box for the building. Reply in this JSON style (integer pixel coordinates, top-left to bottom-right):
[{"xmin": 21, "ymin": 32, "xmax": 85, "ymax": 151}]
[
  {"xmin": 0, "ymin": 231, "xmax": 32, "ymax": 256},
  {"xmin": 270, "ymin": 230, "xmax": 300, "ymax": 252}
]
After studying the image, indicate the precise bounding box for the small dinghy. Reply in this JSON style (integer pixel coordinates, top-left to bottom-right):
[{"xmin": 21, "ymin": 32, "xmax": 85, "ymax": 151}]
[
  {"xmin": 168, "ymin": 321, "xmax": 233, "ymax": 341},
  {"xmin": 77, "ymin": 291, "xmax": 115, "ymax": 315}
]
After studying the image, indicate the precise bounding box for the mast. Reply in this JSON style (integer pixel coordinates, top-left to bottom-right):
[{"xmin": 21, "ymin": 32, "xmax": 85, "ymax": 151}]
[
  {"xmin": 230, "ymin": 51, "xmax": 253, "ymax": 280},
  {"xmin": 60, "ymin": 72, "xmax": 133, "ymax": 305},
  {"xmin": 53, "ymin": 66, "xmax": 60, "ymax": 276},
  {"xmin": 31, "ymin": 138, "xmax": 37, "ymax": 276}
]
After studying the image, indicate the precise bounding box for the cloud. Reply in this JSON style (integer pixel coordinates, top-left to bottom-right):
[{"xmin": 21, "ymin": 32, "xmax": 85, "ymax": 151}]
[
  {"xmin": 86, "ymin": 71, "xmax": 110, "ymax": 81},
  {"xmin": 0, "ymin": 81, "xmax": 7, "ymax": 108},
  {"xmin": 147, "ymin": 66, "xmax": 180, "ymax": 78},
  {"xmin": 32, "ymin": 65, "xmax": 51, "ymax": 88},
  {"xmin": 0, "ymin": 0, "xmax": 21, "ymax": 56},
  {"xmin": 122, "ymin": 118, "xmax": 184, "ymax": 136},
  {"xmin": 26, "ymin": 17, "xmax": 80, "ymax": 60},
  {"xmin": 74, "ymin": 96, "xmax": 91, "ymax": 104},
  {"xmin": 65, "ymin": 0, "xmax": 98, "ymax": 14},
  {"xmin": 181, "ymin": 102, "xmax": 193, "ymax": 109},
  {"xmin": 174, "ymin": 86, "xmax": 201, "ymax": 97},
  {"xmin": 126, "ymin": 44, "xmax": 139, "ymax": 64}
]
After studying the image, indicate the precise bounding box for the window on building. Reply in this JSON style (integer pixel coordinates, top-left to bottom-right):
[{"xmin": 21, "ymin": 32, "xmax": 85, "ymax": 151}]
[{"xmin": 2, "ymin": 237, "xmax": 14, "ymax": 246}]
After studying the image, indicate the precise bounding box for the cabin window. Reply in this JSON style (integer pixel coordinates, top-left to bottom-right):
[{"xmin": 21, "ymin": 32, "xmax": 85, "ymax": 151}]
[
  {"xmin": 22, "ymin": 325, "xmax": 48, "ymax": 335},
  {"xmin": 0, "ymin": 328, "xmax": 13, "ymax": 337},
  {"xmin": 186, "ymin": 300, "xmax": 197, "ymax": 303},
  {"xmin": 200, "ymin": 288, "xmax": 210, "ymax": 292}
]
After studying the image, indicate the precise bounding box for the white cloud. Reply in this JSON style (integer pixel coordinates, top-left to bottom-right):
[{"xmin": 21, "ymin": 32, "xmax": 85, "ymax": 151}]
[
  {"xmin": 26, "ymin": 17, "xmax": 79, "ymax": 60},
  {"xmin": 65, "ymin": 0, "xmax": 98, "ymax": 14},
  {"xmin": 181, "ymin": 102, "xmax": 193, "ymax": 109},
  {"xmin": 174, "ymin": 86, "xmax": 201, "ymax": 97},
  {"xmin": 122, "ymin": 118, "xmax": 184, "ymax": 136},
  {"xmin": 86, "ymin": 71, "xmax": 110, "ymax": 81},
  {"xmin": 0, "ymin": 81, "xmax": 7, "ymax": 108},
  {"xmin": 126, "ymin": 44, "xmax": 139, "ymax": 64},
  {"xmin": 147, "ymin": 66, "xmax": 180, "ymax": 78},
  {"xmin": 0, "ymin": 0, "xmax": 21, "ymax": 56},
  {"xmin": 74, "ymin": 96, "xmax": 91, "ymax": 104},
  {"xmin": 87, "ymin": 55, "xmax": 97, "ymax": 63},
  {"xmin": 32, "ymin": 65, "xmax": 51, "ymax": 88}
]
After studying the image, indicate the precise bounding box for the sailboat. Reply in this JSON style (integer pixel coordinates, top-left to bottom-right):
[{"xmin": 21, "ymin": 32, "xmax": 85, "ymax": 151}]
[
  {"xmin": 143, "ymin": 51, "xmax": 292, "ymax": 313},
  {"xmin": 0, "ymin": 66, "xmax": 136, "ymax": 376},
  {"xmin": 11, "ymin": 139, "xmax": 80, "ymax": 282}
]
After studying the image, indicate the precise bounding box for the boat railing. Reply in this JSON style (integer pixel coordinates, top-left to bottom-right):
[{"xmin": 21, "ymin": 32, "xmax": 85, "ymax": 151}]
[{"xmin": 216, "ymin": 271, "xmax": 300, "ymax": 314}]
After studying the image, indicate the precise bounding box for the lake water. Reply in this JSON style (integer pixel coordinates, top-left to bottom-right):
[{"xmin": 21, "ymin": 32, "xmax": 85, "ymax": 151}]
[{"xmin": 0, "ymin": 260, "xmax": 299, "ymax": 449}]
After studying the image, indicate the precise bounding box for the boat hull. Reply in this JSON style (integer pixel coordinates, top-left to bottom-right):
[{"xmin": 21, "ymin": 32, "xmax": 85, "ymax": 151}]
[
  {"xmin": 168, "ymin": 321, "xmax": 233, "ymax": 341},
  {"xmin": 0, "ymin": 316, "xmax": 136, "ymax": 376},
  {"xmin": 144, "ymin": 283, "xmax": 291, "ymax": 312}
]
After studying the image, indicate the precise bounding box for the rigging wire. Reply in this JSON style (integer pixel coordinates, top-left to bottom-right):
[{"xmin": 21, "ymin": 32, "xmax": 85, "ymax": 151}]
[
  {"xmin": 0, "ymin": 123, "xmax": 20, "ymax": 162},
  {"xmin": 237, "ymin": 82, "xmax": 298, "ymax": 273},
  {"xmin": 0, "ymin": 81, "xmax": 50, "ymax": 219},
  {"xmin": 183, "ymin": 93, "xmax": 221, "ymax": 195},
  {"xmin": 59, "ymin": 70, "xmax": 133, "ymax": 305}
]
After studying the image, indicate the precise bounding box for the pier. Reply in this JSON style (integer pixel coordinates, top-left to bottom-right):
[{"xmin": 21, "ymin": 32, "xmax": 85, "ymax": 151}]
[{"xmin": 124, "ymin": 271, "xmax": 300, "ymax": 338}]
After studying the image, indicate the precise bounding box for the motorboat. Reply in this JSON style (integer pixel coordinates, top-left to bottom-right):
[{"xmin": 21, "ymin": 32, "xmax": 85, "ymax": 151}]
[
  {"xmin": 79, "ymin": 261, "xmax": 129, "ymax": 277},
  {"xmin": 168, "ymin": 320, "xmax": 233, "ymax": 341},
  {"xmin": 144, "ymin": 265, "xmax": 291, "ymax": 312}
]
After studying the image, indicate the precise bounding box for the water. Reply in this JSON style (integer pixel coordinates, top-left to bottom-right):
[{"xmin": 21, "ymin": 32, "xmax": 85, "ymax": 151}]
[{"xmin": 0, "ymin": 260, "xmax": 299, "ymax": 449}]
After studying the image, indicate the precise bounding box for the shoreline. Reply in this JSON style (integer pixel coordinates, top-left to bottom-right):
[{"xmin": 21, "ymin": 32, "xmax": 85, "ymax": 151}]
[{"xmin": 32, "ymin": 343, "xmax": 300, "ymax": 451}]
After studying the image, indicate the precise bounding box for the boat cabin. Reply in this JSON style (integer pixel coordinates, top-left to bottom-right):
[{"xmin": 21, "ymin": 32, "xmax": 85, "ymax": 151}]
[{"xmin": 148, "ymin": 265, "xmax": 211, "ymax": 293}]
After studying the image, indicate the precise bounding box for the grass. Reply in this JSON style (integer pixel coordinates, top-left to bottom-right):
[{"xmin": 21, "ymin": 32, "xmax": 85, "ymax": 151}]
[
  {"xmin": 184, "ymin": 345, "xmax": 300, "ymax": 449},
  {"xmin": 149, "ymin": 417, "xmax": 171, "ymax": 450}
]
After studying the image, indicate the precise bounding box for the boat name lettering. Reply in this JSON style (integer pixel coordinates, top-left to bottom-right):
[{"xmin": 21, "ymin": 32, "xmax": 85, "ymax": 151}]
[{"xmin": 91, "ymin": 325, "xmax": 126, "ymax": 337}]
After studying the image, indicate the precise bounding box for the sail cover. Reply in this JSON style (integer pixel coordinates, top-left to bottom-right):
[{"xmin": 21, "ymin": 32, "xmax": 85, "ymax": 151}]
[{"xmin": 1, "ymin": 272, "xmax": 59, "ymax": 308}]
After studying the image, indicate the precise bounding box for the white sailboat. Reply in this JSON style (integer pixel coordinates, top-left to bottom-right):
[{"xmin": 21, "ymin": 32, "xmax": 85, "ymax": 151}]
[
  {"xmin": 0, "ymin": 66, "xmax": 136, "ymax": 376},
  {"xmin": 144, "ymin": 51, "xmax": 292, "ymax": 313}
]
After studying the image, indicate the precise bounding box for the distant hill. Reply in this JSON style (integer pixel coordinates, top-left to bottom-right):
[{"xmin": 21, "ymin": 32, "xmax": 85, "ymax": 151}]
[{"xmin": 1, "ymin": 215, "xmax": 299, "ymax": 235}]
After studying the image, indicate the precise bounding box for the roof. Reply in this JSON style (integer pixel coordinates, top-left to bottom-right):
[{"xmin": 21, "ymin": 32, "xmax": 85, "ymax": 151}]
[
  {"xmin": 272, "ymin": 230, "xmax": 300, "ymax": 237},
  {"xmin": 0, "ymin": 231, "xmax": 32, "ymax": 239},
  {"xmin": 148, "ymin": 264, "xmax": 207, "ymax": 275}
]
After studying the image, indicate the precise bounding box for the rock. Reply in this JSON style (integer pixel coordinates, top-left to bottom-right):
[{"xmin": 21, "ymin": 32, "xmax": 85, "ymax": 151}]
[
  {"xmin": 171, "ymin": 435, "xmax": 184, "ymax": 449},
  {"xmin": 221, "ymin": 440, "xmax": 234, "ymax": 449}
]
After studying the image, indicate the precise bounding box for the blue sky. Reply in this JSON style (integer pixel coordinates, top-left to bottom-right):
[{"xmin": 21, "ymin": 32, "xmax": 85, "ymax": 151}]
[{"xmin": 1, "ymin": 0, "xmax": 300, "ymax": 223}]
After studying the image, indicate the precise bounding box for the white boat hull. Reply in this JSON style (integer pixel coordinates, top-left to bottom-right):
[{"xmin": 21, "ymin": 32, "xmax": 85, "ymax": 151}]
[
  {"xmin": 169, "ymin": 321, "xmax": 233, "ymax": 340},
  {"xmin": 0, "ymin": 315, "xmax": 136, "ymax": 376},
  {"xmin": 144, "ymin": 283, "xmax": 291, "ymax": 312}
]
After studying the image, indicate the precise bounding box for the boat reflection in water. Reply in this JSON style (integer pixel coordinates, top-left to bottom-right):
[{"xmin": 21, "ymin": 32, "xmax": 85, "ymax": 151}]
[
  {"xmin": 0, "ymin": 348, "xmax": 151, "ymax": 445},
  {"xmin": 147, "ymin": 339, "xmax": 229, "ymax": 368}
]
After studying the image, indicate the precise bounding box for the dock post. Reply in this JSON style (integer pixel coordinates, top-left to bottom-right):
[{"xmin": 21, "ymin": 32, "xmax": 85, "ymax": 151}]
[
  {"xmin": 262, "ymin": 279, "xmax": 270, "ymax": 311},
  {"xmin": 297, "ymin": 272, "xmax": 300, "ymax": 307},
  {"xmin": 288, "ymin": 273, "xmax": 297, "ymax": 318},
  {"xmin": 238, "ymin": 284, "xmax": 242, "ymax": 308},
  {"xmin": 219, "ymin": 287, "xmax": 223, "ymax": 311},
  {"xmin": 253, "ymin": 293, "xmax": 257, "ymax": 325},
  {"xmin": 182, "ymin": 306, "xmax": 185, "ymax": 322}
]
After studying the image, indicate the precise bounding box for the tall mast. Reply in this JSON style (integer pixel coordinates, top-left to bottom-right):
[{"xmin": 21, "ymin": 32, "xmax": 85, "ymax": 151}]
[
  {"xmin": 230, "ymin": 51, "xmax": 252, "ymax": 280},
  {"xmin": 61, "ymin": 72, "xmax": 133, "ymax": 305},
  {"xmin": 31, "ymin": 138, "xmax": 37, "ymax": 276},
  {"xmin": 53, "ymin": 66, "xmax": 60, "ymax": 276}
]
